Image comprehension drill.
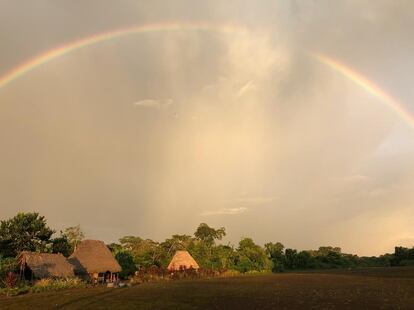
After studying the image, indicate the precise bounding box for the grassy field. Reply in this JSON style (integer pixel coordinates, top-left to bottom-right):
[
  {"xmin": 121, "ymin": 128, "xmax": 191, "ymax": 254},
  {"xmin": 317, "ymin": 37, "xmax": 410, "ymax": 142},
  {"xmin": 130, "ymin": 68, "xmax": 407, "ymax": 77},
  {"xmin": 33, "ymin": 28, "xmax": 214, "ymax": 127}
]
[{"xmin": 1, "ymin": 267, "xmax": 413, "ymax": 309}]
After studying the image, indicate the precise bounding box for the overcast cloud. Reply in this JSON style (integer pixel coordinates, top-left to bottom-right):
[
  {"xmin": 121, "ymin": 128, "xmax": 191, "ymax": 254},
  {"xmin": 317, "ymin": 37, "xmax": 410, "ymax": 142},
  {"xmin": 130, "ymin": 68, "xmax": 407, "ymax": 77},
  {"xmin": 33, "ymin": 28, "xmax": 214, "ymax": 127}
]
[{"xmin": 0, "ymin": 0, "xmax": 413, "ymax": 255}]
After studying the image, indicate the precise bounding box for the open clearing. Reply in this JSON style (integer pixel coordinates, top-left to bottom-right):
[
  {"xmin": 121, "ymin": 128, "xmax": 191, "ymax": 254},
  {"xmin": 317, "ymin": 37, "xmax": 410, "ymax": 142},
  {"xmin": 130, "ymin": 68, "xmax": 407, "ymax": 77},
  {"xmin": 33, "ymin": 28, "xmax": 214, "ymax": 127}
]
[{"xmin": 1, "ymin": 268, "xmax": 414, "ymax": 309}]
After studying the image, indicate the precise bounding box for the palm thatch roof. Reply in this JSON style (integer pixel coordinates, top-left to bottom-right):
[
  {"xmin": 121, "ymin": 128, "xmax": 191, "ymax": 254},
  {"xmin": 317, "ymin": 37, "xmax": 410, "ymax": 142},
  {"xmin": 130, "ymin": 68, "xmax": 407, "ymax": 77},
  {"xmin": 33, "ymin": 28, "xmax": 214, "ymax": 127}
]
[
  {"xmin": 167, "ymin": 250, "xmax": 200, "ymax": 271},
  {"xmin": 68, "ymin": 240, "xmax": 121, "ymax": 274},
  {"xmin": 18, "ymin": 252, "xmax": 74, "ymax": 278}
]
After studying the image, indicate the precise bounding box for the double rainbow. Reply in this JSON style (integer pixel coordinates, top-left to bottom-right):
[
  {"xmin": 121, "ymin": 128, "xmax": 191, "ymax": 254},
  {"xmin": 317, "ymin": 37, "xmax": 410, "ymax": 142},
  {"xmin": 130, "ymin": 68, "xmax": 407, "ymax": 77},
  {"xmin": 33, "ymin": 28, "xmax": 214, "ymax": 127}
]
[{"xmin": 0, "ymin": 22, "xmax": 411, "ymax": 128}]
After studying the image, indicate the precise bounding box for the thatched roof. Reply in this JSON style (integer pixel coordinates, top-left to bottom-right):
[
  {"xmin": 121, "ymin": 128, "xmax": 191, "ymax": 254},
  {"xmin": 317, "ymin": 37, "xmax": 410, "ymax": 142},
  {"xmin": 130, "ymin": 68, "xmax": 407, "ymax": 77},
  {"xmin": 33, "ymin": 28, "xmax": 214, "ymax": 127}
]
[
  {"xmin": 18, "ymin": 252, "xmax": 74, "ymax": 278},
  {"xmin": 68, "ymin": 240, "xmax": 121, "ymax": 274},
  {"xmin": 167, "ymin": 250, "xmax": 200, "ymax": 271}
]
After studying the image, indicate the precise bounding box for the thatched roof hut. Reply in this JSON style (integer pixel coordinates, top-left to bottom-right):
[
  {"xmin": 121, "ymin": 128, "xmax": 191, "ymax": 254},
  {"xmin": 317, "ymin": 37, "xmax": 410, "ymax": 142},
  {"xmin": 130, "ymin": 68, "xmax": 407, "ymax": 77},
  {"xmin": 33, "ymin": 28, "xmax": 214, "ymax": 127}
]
[
  {"xmin": 68, "ymin": 240, "xmax": 121, "ymax": 276},
  {"xmin": 18, "ymin": 252, "xmax": 74, "ymax": 279},
  {"xmin": 167, "ymin": 250, "xmax": 200, "ymax": 271}
]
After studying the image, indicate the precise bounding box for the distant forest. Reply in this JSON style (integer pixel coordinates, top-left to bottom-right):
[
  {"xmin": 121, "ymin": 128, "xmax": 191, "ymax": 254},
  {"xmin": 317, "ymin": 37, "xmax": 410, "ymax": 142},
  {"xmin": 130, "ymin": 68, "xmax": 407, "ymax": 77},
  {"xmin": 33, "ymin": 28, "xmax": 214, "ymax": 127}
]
[{"xmin": 1, "ymin": 212, "xmax": 413, "ymax": 279}]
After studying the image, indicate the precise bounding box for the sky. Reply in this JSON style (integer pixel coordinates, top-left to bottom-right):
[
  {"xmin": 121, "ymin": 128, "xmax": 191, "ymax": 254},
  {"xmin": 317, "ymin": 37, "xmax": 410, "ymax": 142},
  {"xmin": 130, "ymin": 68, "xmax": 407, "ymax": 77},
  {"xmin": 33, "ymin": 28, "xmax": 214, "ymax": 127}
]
[{"xmin": 0, "ymin": 0, "xmax": 413, "ymax": 256}]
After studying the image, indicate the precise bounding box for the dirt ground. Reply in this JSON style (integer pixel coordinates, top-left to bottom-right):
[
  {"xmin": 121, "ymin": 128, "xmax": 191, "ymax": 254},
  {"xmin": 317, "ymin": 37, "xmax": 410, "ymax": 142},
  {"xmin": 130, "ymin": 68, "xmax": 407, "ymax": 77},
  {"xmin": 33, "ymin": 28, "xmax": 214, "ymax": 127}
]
[{"xmin": 1, "ymin": 267, "xmax": 413, "ymax": 309}]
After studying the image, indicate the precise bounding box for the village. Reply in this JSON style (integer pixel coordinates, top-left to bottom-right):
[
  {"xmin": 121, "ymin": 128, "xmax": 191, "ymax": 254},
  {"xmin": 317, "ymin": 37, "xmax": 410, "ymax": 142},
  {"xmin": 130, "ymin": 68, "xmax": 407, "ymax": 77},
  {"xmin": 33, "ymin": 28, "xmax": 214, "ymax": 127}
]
[
  {"xmin": 18, "ymin": 240, "xmax": 200, "ymax": 287},
  {"xmin": 0, "ymin": 212, "xmax": 413, "ymax": 308},
  {"xmin": 1, "ymin": 1, "xmax": 414, "ymax": 308}
]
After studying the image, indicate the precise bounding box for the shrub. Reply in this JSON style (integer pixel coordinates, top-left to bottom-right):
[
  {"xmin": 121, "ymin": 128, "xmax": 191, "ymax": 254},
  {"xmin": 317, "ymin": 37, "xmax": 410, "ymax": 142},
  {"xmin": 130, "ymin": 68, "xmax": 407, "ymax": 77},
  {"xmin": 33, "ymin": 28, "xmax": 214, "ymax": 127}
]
[
  {"xmin": 31, "ymin": 278, "xmax": 86, "ymax": 293},
  {"xmin": 115, "ymin": 251, "xmax": 137, "ymax": 279},
  {"xmin": 132, "ymin": 266, "xmax": 168, "ymax": 283},
  {"xmin": 0, "ymin": 257, "xmax": 18, "ymax": 287},
  {"xmin": 0, "ymin": 285, "xmax": 30, "ymax": 297},
  {"xmin": 217, "ymin": 269, "xmax": 240, "ymax": 278},
  {"xmin": 5, "ymin": 272, "xmax": 17, "ymax": 288}
]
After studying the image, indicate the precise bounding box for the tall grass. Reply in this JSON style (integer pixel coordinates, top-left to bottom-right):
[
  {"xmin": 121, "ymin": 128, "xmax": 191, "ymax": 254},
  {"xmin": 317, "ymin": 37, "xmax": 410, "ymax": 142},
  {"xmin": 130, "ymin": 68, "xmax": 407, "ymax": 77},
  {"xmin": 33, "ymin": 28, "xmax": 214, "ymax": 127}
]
[
  {"xmin": 0, "ymin": 277, "xmax": 87, "ymax": 296},
  {"xmin": 31, "ymin": 278, "xmax": 86, "ymax": 293}
]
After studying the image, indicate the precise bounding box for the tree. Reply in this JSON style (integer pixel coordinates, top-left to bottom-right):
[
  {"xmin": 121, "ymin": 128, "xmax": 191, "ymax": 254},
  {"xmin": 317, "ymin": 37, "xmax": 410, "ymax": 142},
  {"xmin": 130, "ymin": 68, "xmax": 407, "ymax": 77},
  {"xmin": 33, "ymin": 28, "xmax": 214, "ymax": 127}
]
[
  {"xmin": 312, "ymin": 246, "xmax": 342, "ymax": 268},
  {"xmin": 0, "ymin": 212, "xmax": 54, "ymax": 257},
  {"xmin": 317, "ymin": 246, "xmax": 341, "ymax": 256},
  {"xmin": 64, "ymin": 225, "xmax": 85, "ymax": 252},
  {"xmin": 51, "ymin": 233, "xmax": 71, "ymax": 257},
  {"xmin": 107, "ymin": 243, "xmax": 124, "ymax": 254},
  {"xmin": 119, "ymin": 236, "xmax": 161, "ymax": 268},
  {"xmin": 161, "ymin": 235, "xmax": 194, "ymax": 254},
  {"xmin": 0, "ymin": 256, "xmax": 18, "ymax": 283},
  {"xmin": 284, "ymin": 248, "xmax": 299, "ymax": 269},
  {"xmin": 265, "ymin": 242, "xmax": 285, "ymax": 272},
  {"xmin": 235, "ymin": 237, "xmax": 271, "ymax": 272},
  {"xmin": 194, "ymin": 223, "xmax": 226, "ymax": 247},
  {"xmin": 193, "ymin": 223, "xmax": 226, "ymax": 267},
  {"xmin": 209, "ymin": 244, "xmax": 237, "ymax": 270},
  {"xmin": 296, "ymin": 251, "xmax": 314, "ymax": 269},
  {"xmin": 115, "ymin": 251, "xmax": 137, "ymax": 279}
]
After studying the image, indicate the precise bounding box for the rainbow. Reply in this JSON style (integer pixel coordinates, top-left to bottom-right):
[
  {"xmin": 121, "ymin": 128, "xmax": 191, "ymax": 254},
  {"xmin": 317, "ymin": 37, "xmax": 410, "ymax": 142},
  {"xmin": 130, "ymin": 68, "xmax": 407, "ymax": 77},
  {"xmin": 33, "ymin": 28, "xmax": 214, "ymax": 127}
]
[
  {"xmin": 0, "ymin": 22, "xmax": 247, "ymax": 89},
  {"xmin": 314, "ymin": 53, "xmax": 413, "ymax": 128},
  {"xmin": 0, "ymin": 23, "xmax": 411, "ymax": 128}
]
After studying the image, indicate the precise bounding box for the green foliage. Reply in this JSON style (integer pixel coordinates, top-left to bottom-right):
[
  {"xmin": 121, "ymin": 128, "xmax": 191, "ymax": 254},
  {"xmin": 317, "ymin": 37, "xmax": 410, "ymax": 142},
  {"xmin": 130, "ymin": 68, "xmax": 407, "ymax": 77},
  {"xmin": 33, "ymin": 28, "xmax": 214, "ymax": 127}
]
[
  {"xmin": 210, "ymin": 244, "xmax": 237, "ymax": 270},
  {"xmin": 194, "ymin": 223, "xmax": 226, "ymax": 247},
  {"xmin": 284, "ymin": 248, "xmax": 299, "ymax": 269},
  {"xmin": 190, "ymin": 224, "xmax": 228, "ymax": 270},
  {"xmin": 115, "ymin": 251, "xmax": 137, "ymax": 279},
  {"xmin": 0, "ymin": 257, "xmax": 18, "ymax": 288},
  {"xmin": 160, "ymin": 234, "xmax": 194, "ymax": 254},
  {"xmin": 64, "ymin": 225, "xmax": 84, "ymax": 253},
  {"xmin": 0, "ymin": 277, "xmax": 86, "ymax": 296},
  {"xmin": 119, "ymin": 236, "xmax": 161, "ymax": 268},
  {"xmin": 296, "ymin": 251, "xmax": 314, "ymax": 269},
  {"xmin": 0, "ymin": 213, "xmax": 54, "ymax": 257},
  {"xmin": 0, "ymin": 285, "xmax": 30, "ymax": 297},
  {"xmin": 235, "ymin": 238, "xmax": 271, "ymax": 273},
  {"xmin": 265, "ymin": 242, "xmax": 285, "ymax": 272},
  {"xmin": 392, "ymin": 246, "xmax": 414, "ymax": 266},
  {"xmin": 107, "ymin": 243, "xmax": 124, "ymax": 254},
  {"xmin": 30, "ymin": 278, "xmax": 86, "ymax": 293},
  {"xmin": 0, "ymin": 211, "xmax": 411, "ymax": 277},
  {"xmin": 51, "ymin": 233, "xmax": 71, "ymax": 257}
]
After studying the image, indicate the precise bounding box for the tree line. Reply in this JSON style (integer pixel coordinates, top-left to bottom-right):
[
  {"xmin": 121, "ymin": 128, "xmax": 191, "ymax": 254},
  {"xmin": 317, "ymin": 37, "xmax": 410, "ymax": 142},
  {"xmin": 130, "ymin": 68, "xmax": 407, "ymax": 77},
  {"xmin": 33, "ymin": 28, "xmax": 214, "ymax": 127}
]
[{"xmin": 1, "ymin": 212, "xmax": 413, "ymax": 279}]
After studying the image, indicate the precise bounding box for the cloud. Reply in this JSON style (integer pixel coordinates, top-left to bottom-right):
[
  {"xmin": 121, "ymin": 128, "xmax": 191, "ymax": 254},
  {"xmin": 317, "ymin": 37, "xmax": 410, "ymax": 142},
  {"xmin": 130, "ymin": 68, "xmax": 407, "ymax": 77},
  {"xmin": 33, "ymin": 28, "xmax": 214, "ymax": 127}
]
[
  {"xmin": 200, "ymin": 207, "xmax": 248, "ymax": 216},
  {"xmin": 1, "ymin": 0, "xmax": 413, "ymax": 256},
  {"xmin": 222, "ymin": 196, "xmax": 278, "ymax": 206},
  {"xmin": 133, "ymin": 98, "xmax": 173, "ymax": 108},
  {"xmin": 200, "ymin": 196, "xmax": 277, "ymax": 216},
  {"xmin": 237, "ymin": 80, "xmax": 256, "ymax": 97}
]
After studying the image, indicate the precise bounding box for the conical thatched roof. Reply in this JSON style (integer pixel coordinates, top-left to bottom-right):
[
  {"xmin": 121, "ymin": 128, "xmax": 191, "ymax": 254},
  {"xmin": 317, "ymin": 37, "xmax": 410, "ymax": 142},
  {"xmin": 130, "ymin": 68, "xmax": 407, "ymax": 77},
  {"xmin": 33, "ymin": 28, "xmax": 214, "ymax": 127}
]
[
  {"xmin": 18, "ymin": 252, "xmax": 74, "ymax": 278},
  {"xmin": 68, "ymin": 240, "xmax": 121, "ymax": 274},
  {"xmin": 167, "ymin": 250, "xmax": 200, "ymax": 271}
]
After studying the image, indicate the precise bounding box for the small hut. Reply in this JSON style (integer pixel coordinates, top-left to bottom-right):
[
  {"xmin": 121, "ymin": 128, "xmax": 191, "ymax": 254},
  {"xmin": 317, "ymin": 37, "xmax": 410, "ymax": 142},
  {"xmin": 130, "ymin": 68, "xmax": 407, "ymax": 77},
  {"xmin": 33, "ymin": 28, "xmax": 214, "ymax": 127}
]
[
  {"xmin": 18, "ymin": 252, "xmax": 74, "ymax": 281},
  {"xmin": 68, "ymin": 240, "xmax": 121, "ymax": 283},
  {"xmin": 167, "ymin": 250, "xmax": 200, "ymax": 271}
]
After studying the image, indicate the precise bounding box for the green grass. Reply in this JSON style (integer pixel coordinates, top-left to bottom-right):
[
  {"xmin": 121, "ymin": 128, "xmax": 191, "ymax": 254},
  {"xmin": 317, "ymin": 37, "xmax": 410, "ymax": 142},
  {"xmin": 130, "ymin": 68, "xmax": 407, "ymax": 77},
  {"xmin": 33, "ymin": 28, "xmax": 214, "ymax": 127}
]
[{"xmin": 1, "ymin": 267, "xmax": 413, "ymax": 309}]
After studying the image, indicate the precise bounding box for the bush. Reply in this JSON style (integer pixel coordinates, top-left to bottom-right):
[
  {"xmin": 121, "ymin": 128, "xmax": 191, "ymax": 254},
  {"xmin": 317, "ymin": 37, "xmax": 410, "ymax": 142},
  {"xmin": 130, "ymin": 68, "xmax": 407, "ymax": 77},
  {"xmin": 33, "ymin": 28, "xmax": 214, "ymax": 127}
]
[
  {"xmin": 115, "ymin": 251, "xmax": 137, "ymax": 279},
  {"xmin": 31, "ymin": 278, "xmax": 86, "ymax": 293},
  {"xmin": 0, "ymin": 257, "xmax": 18, "ymax": 287},
  {"xmin": 0, "ymin": 278, "xmax": 87, "ymax": 296},
  {"xmin": 130, "ymin": 266, "xmax": 241, "ymax": 283},
  {"xmin": 399, "ymin": 259, "xmax": 414, "ymax": 266},
  {"xmin": 132, "ymin": 266, "xmax": 168, "ymax": 283},
  {"xmin": 0, "ymin": 285, "xmax": 30, "ymax": 297},
  {"xmin": 170, "ymin": 266, "xmax": 200, "ymax": 280},
  {"xmin": 217, "ymin": 269, "xmax": 241, "ymax": 277},
  {"xmin": 5, "ymin": 272, "xmax": 17, "ymax": 288}
]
